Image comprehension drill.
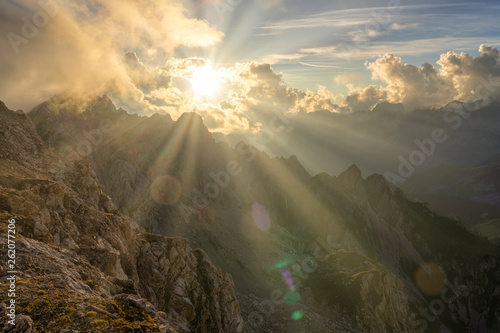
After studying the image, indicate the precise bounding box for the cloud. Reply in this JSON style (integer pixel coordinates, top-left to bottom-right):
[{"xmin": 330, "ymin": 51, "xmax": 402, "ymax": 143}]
[
  {"xmin": 349, "ymin": 28, "xmax": 382, "ymax": 43},
  {"xmin": 0, "ymin": 0, "xmax": 223, "ymax": 111},
  {"xmin": 259, "ymin": 8, "xmax": 375, "ymax": 33},
  {"xmin": 74, "ymin": 0, "xmax": 224, "ymax": 51},
  {"xmin": 291, "ymin": 85, "xmax": 343, "ymax": 113},
  {"xmin": 215, "ymin": 62, "xmax": 346, "ymax": 122},
  {"xmin": 298, "ymin": 62, "xmax": 342, "ymax": 69},
  {"xmin": 251, "ymin": 44, "xmax": 500, "ymax": 115},
  {"xmin": 341, "ymin": 44, "xmax": 500, "ymax": 111},
  {"xmin": 121, "ymin": 52, "xmax": 171, "ymax": 94},
  {"xmin": 364, "ymin": 53, "xmax": 455, "ymax": 110},
  {"xmin": 138, "ymin": 60, "xmax": 347, "ymax": 131},
  {"xmin": 334, "ymin": 74, "xmax": 359, "ymax": 85},
  {"xmin": 343, "ymin": 85, "xmax": 389, "ymax": 112},
  {"xmin": 389, "ymin": 22, "xmax": 418, "ymax": 31},
  {"xmin": 347, "ymin": 21, "xmax": 416, "ymax": 44},
  {"xmin": 437, "ymin": 44, "xmax": 500, "ymax": 101},
  {"xmin": 260, "ymin": 53, "xmax": 306, "ymax": 64},
  {"xmin": 165, "ymin": 57, "xmax": 210, "ymax": 76},
  {"xmin": 2, "ymin": 0, "xmax": 499, "ymax": 134},
  {"xmin": 219, "ymin": 62, "xmax": 300, "ymax": 127}
]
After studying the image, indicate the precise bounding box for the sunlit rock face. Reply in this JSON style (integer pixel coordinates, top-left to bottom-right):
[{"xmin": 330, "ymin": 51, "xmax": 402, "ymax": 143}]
[
  {"xmin": 25, "ymin": 95, "xmax": 500, "ymax": 332},
  {"xmin": 0, "ymin": 101, "xmax": 246, "ymax": 333}
]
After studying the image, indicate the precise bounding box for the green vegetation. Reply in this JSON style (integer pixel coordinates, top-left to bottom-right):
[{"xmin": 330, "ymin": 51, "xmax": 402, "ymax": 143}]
[{"xmin": 0, "ymin": 275, "xmax": 161, "ymax": 333}]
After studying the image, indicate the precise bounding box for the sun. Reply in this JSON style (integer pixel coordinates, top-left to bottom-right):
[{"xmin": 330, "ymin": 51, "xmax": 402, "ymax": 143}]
[{"xmin": 190, "ymin": 64, "xmax": 219, "ymax": 98}]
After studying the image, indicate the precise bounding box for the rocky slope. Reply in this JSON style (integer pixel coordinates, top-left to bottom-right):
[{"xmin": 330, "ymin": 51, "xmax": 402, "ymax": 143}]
[
  {"xmin": 306, "ymin": 166, "xmax": 500, "ymax": 332},
  {"xmin": 0, "ymin": 101, "xmax": 245, "ymax": 332},
  {"xmin": 306, "ymin": 250, "xmax": 412, "ymax": 333},
  {"xmin": 25, "ymin": 95, "xmax": 500, "ymax": 332}
]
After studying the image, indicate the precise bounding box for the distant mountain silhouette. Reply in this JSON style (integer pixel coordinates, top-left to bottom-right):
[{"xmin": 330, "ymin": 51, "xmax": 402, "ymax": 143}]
[
  {"xmin": 219, "ymin": 98, "xmax": 500, "ymax": 179},
  {"xmin": 402, "ymin": 155, "xmax": 500, "ymax": 222}
]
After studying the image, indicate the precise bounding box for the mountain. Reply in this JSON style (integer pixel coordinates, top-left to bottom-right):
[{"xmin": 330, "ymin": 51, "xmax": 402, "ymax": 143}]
[
  {"xmin": 0, "ymin": 100, "xmax": 245, "ymax": 332},
  {"xmin": 222, "ymin": 99, "xmax": 500, "ymax": 179},
  {"xmin": 402, "ymin": 155, "xmax": 500, "ymax": 222},
  {"xmin": 21, "ymin": 95, "xmax": 500, "ymax": 332}
]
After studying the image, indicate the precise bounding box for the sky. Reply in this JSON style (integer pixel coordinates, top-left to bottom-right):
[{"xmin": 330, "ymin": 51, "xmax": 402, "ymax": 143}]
[
  {"xmin": 1, "ymin": 0, "xmax": 500, "ymax": 132},
  {"xmin": 181, "ymin": 0, "xmax": 500, "ymax": 91}
]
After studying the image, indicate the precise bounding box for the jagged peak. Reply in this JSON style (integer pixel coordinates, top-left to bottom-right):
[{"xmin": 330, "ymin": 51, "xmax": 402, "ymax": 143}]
[
  {"xmin": 84, "ymin": 95, "xmax": 118, "ymax": 115},
  {"xmin": 338, "ymin": 164, "xmax": 363, "ymax": 180},
  {"xmin": 288, "ymin": 154, "xmax": 300, "ymax": 163},
  {"xmin": 150, "ymin": 112, "xmax": 173, "ymax": 123},
  {"xmin": 366, "ymin": 173, "xmax": 396, "ymax": 194},
  {"xmin": 281, "ymin": 154, "xmax": 311, "ymax": 179},
  {"xmin": 173, "ymin": 112, "xmax": 212, "ymax": 142},
  {"xmin": 0, "ymin": 100, "xmax": 27, "ymax": 121},
  {"xmin": 175, "ymin": 112, "xmax": 209, "ymax": 132},
  {"xmin": 371, "ymin": 101, "xmax": 405, "ymax": 113},
  {"xmin": 336, "ymin": 164, "xmax": 365, "ymax": 191},
  {"xmin": 177, "ymin": 111, "xmax": 204, "ymax": 124},
  {"xmin": 440, "ymin": 97, "xmax": 498, "ymax": 113}
]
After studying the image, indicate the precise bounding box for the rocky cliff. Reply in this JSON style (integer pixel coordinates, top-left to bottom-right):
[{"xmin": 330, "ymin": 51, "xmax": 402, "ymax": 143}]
[
  {"xmin": 24, "ymin": 95, "xmax": 500, "ymax": 332},
  {"xmin": 0, "ymin": 101, "xmax": 245, "ymax": 332}
]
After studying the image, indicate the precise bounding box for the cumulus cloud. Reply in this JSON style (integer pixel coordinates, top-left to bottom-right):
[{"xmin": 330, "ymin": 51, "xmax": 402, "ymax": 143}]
[
  {"xmin": 216, "ymin": 62, "xmax": 301, "ymax": 127},
  {"xmin": 291, "ymin": 85, "xmax": 343, "ymax": 113},
  {"xmin": 128, "ymin": 44, "xmax": 500, "ymax": 127},
  {"xmin": 2, "ymin": 0, "xmax": 499, "ymax": 135},
  {"xmin": 364, "ymin": 53, "xmax": 455, "ymax": 110},
  {"xmin": 343, "ymin": 85, "xmax": 389, "ymax": 112},
  {"xmin": 437, "ymin": 44, "xmax": 500, "ymax": 101},
  {"xmin": 130, "ymin": 59, "xmax": 347, "ymax": 132},
  {"xmin": 341, "ymin": 44, "xmax": 500, "ymax": 111}
]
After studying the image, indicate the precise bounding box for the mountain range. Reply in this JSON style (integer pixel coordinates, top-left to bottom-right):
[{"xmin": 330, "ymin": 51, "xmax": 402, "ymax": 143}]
[{"xmin": 1, "ymin": 95, "xmax": 499, "ymax": 332}]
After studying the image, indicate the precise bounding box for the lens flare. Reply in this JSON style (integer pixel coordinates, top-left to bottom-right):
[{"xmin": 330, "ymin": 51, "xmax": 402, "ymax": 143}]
[
  {"xmin": 150, "ymin": 175, "xmax": 182, "ymax": 205},
  {"xmin": 284, "ymin": 290, "xmax": 301, "ymax": 305},
  {"xmin": 251, "ymin": 202, "xmax": 271, "ymax": 230},
  {"xmin": 291, "ymin": 310, "xmax": 304, "ymax": 321},
  {"xmin": 281, "ymin": 269, "xmax": 295, "ymax": 290},
  {"xmin": 273, "ymin": 259, "xmax": 291, "ymax": 269},
  {"xmin": 415, "ymin": 262, "xmax": 446, "ymax": 295}
]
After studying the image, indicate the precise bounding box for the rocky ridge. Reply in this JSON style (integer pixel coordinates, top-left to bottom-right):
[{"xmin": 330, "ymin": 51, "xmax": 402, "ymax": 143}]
[
  {"xmin": 24, "ymin": 95, "xmax": 500, "ymax": 332},
  {"xmin": 0, "ymin": 101, "xmax": 245, "ymax": 332}
]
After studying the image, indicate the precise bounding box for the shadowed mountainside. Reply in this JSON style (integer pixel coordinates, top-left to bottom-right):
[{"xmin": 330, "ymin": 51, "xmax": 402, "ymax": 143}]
[
  {"xmin": 402, "ymin": 156, "xmax": 500, "ymax": 222},
  {"xmin": 0, "ymin": 100, "xmax": 245, "ymax": 333},
  {"xmin": 21, "ymin": 95, "xmax": 500, "ymax": 332}
]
